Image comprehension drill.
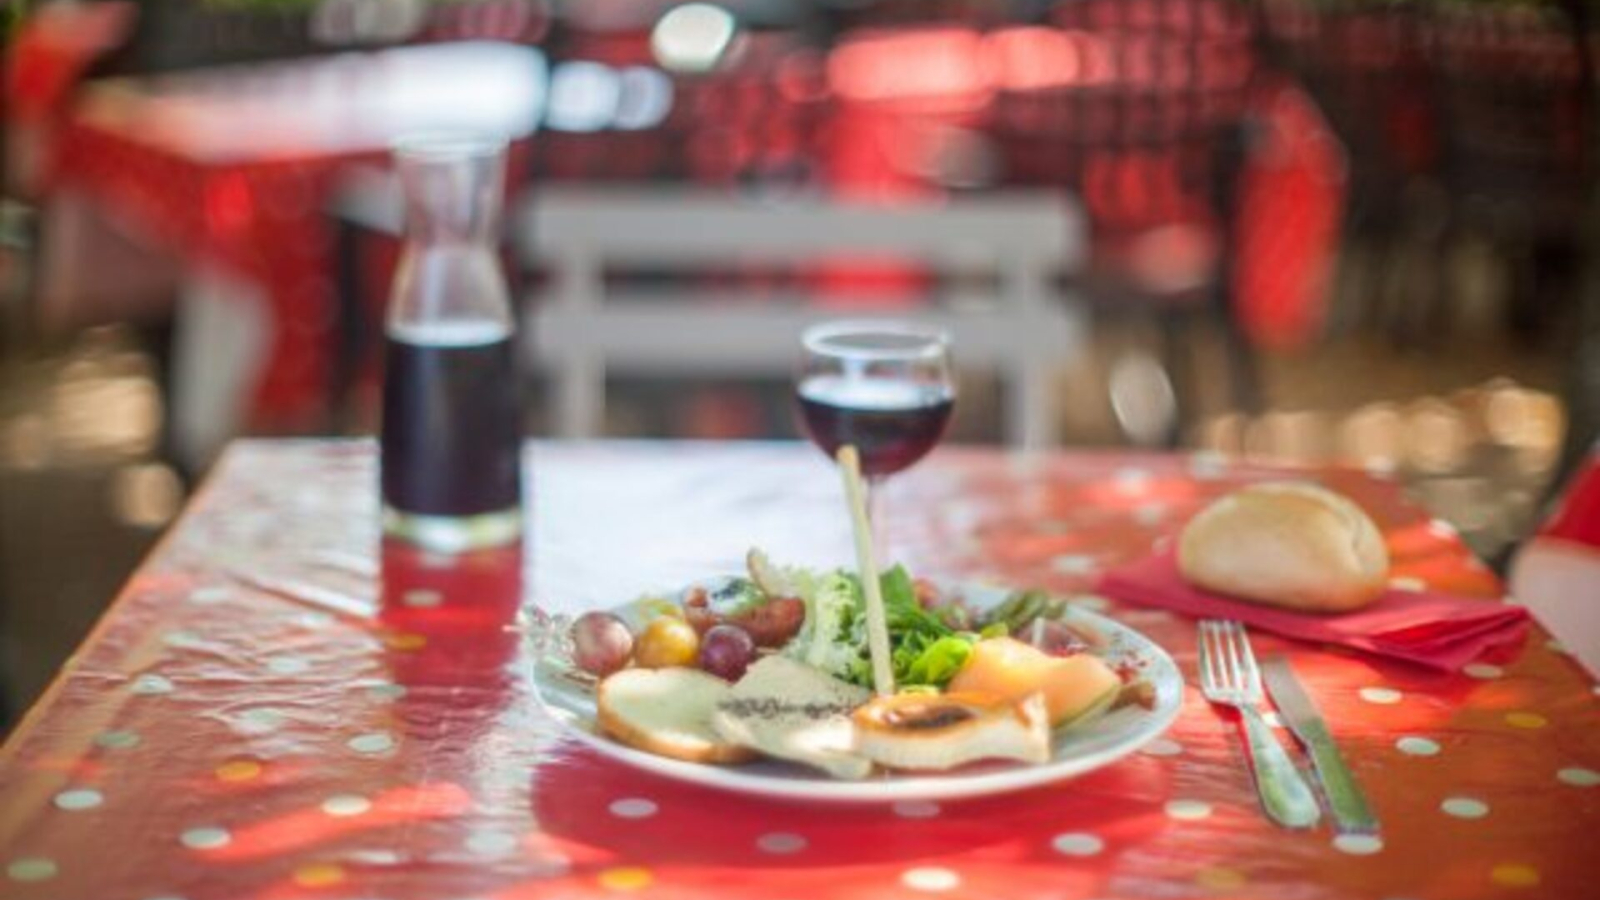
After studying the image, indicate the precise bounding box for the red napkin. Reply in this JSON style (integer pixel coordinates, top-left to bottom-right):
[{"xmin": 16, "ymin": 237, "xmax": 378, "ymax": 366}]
[{"xmin": 1097, "ymin": 552, "xmax": 1529, "ymax": 671}]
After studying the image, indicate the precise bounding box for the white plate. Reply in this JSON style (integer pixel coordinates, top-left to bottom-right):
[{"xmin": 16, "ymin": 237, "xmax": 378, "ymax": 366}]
[{"xmin": 530, "ymin": 582, "xmax": 1183, "ymax": 803}]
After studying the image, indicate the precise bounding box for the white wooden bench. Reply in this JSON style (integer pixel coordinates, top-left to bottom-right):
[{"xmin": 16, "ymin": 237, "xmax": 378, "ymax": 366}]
[{"xmin": 513, "ymin": 186, "xmax": 1087, "ymax": 448}]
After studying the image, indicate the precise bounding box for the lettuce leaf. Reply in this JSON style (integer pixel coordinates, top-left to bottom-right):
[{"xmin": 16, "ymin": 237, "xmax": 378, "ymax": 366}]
[
  {"xmin": 897, "ymin": 634, "xmax": 973, "ymax": 688},
  {"xmin": 776, "ymin": 556, "xmax": 972, "ymax": 689},
  {"xmin": 786, "ymin": 571, "xmax": 866, "ymax": 682}
]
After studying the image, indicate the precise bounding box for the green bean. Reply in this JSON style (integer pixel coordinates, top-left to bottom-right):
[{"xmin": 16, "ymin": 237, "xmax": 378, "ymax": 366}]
[
  {"xmin": 984, "ymin": 592, "xmax": 1026, "ymax": 629},
  {"xmin": 1005, "ymin": 591, "xmax": 1048, "ymax": 632},
  {"xmin": 1042, "ymin": 595, "xmax": 1070, "ymax": 621}
]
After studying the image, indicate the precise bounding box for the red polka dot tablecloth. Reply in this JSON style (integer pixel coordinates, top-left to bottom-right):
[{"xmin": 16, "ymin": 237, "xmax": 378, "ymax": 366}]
[{"xmin": 1, "ymin": 441, "xmax": 1596, "ymax": 900}]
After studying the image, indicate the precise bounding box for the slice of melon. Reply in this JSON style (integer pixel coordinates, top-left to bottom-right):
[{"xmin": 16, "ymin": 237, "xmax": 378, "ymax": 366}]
[{"xmin": 948, "ymin": 637, "xmax": 1122, "ymax": 728}]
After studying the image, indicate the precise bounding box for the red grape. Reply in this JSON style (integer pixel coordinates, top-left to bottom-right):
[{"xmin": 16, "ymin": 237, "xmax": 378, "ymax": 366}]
[
  {"xmin": 571, "ymin": 612, "xmax": 634, "ymax": 676},
  {"xmin": 698, "ymin": 625, "xmax": 755, "ymax": 681}
]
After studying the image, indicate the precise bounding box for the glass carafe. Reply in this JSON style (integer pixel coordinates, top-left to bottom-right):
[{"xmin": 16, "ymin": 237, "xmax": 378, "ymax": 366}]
[{"xmin": 380, "ymin": 137, "xmax": 522, "ymax": 553}]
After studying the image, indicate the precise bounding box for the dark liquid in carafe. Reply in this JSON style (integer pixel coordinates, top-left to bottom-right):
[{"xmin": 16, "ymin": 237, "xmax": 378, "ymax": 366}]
[{"xmin": 381, "ymin": 327, "xmax": 520, "ymax": 517}]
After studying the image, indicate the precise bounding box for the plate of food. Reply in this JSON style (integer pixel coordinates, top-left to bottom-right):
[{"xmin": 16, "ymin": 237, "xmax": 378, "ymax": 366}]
[{"xmin": 529, "ymin": 549, "xmax": 1182, "ymax": 802}]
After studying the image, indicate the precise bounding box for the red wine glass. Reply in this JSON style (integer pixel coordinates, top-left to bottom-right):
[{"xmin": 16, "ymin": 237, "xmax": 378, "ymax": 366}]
[{"xmin": 797, "ymin": 320, "xmax": 955, "ymax": 550}]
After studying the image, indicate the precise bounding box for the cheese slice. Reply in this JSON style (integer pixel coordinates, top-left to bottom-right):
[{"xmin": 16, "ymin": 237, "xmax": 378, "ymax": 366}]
[{"xmin": 711, "ymin": 656, "xmax": 873, "ymax": 779}]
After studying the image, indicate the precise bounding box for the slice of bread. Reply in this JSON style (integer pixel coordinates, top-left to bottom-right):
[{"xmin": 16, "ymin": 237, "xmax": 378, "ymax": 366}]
[
  {"xmin": 596, "ymin": 667, "xmax": 755, "ymax": 764},
  {"xmin": 710, "ymin": 655, "xmax": 874, "ymax": 779},
  {"xmin": 852, "ymin": 691, "xmax": 1052, "ymax": 770}
]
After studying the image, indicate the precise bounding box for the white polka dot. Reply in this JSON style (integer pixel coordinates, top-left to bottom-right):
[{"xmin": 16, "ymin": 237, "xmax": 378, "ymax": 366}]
[
  {"xmin": 1052, "ymin": 555, "xmax": 1098, "ymax": 576},
  {"xmin": 1547, "ymin": 639, "xmax": 1568, "ymax": 654},
  {"xmin": 267, "ymin": 657, "xmax": 310, "ymax": 675},
  {"xmin": 6, "ymin": 857, "xmax": 57, "ymax": 882},
  {"xmin": 348, "ymin": 850, "xmax": 403, "ymax": 865},
  {"xmin": 1189, "ymin": 452, "xmax": 1228, "ymax": 480},
  {"xmin": 1134, "ymin": 503, "xmax": 1167, "ymax": 526},
  {"xmin": 347, "ymin": 732, "xmax": 396, "ymax": 754},
  {"xmin": 465, "ymin": 830, "xmax": 519, "ymax": 858},
  {"xmin": 1389, "ymin": 577, "xmax": 1426, "ymax": 592},
  {"xmin": 608, "ymin": 798, "xmax": 657, "ymax": 819},
  {"xmin": 180, "ymin": 827, "xmax": 231, "ymax": 850},
  {"xmin": 162, "ymin": 631, "xmax": 204, "ymax": 648},
  {"xmin": 1120, "ymin": 608, "xmax": 1172, "ymax": 625},
  {"xmin": 189, "ymin": 587, "xmax": 230, "ymax": 605},
  {"xmin": 1164, "ymin": 799, "xmax": 1212, "ymax": 821},
  {"xmin": 902, "ymin": 867, "xmax": 961, "ymax": 892},
  {"xmin": 291, "ymin": 611, "xmax": 335, "ymax": 629},
  {"xmin": 236, "ymin": 708, "xmax": 286, "ymax": 735},
  {"xmin": 1051, "ymin": 832, "xmax": 1104, "ymax": 857},
  {"xmin": 756, "ymin": 832, "xmax": 807, "ymax": 855},
  {"xmin": 1557, "ymin": 767, "xmax": 1600, "ymax": 787},
  {"xmin": 1142, "ymin": 738, "xmax": 1183, "ymax": 757},
  {"xmin": 1441, "ymin": 797, "xmax": 1488, "ymax": 819},
  {"xmin": 95, "ymin": 730, "xmax": 141, "ymax": 749},
  {"xmin": 1396, "ymin": 736, "xmax": 1441, "ymax": 756},
  {"xmin": 530, "ymin": 853, "xmax": 572, "ymax": 877},
  {"xmin": 1428, "ymin": 519, "xmax": 1457, "ymax": 539},
  {"xmin": 1593, "ymin": 684, "xmax": 1600, "ymax": 697},
  {"xmin": 403, "ymin": 589, "xmax": 443, "ymax": 608},
  {"xmin": 1114, "ymin": 468, "xmax": 1151, "ymax": 491},
  {"xmin": 321, "ymin": 794, "xmax": 371, "ymax": 817},
  {"xmin": 893, "ymin": 801, "xmax": 941, "ymax": 819},
  {"xmin": 131, "ymin": 674, "xmax": 174, "ymax": 695},
  {"xmin": 1333, "ymin": 834, "xmax": 1384, "ymax": 855},
  {"xmin": 366, "ymin": 682, "xmax": 407, "ymax": 701},
  {"xmin": 53, "ymin": 789, "xmax": 103, "ymax": 811},
  {"xmin": 1359, "ymin": 687, "xmax": 1402, "ymax": 705}
]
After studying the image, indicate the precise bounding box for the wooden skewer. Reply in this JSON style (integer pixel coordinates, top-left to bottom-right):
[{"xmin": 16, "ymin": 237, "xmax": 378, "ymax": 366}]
[{"xmin": 836, "ymin": 445, "xmax": 894, "ymax": 697}]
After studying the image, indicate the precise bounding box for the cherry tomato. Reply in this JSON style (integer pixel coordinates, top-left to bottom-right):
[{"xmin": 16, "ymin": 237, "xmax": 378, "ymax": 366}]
[{"xmin": 635, "ymin": 616, "xmax": 700, "ymax": 668}]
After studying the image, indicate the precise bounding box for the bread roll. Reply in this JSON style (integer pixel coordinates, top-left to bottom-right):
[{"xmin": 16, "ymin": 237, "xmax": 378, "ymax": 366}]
[{"xmin": 1177, "ymin": 482, "xmax": 1389, "ymax": 612}]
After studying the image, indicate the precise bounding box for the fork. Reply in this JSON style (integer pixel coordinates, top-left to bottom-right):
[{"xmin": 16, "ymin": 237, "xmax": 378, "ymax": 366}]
[{"xmin": 1197, "ymin": 620, "xmax": 1321, "ymax": 829}]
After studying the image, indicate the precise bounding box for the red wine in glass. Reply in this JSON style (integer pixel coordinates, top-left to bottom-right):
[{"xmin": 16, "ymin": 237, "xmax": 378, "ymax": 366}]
[
  {"xmin": 797, "ymin": 321, "xmax": 955, "ymax": 553},
  {"xmin": 797, "ymin": 375, "xmax": 954, "ymax": 478}
]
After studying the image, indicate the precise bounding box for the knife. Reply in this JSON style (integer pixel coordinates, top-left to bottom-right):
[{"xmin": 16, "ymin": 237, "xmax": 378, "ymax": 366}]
[{"xmin": 1261, "ymin": 656, "xmax": 1380, "ymax": 834}]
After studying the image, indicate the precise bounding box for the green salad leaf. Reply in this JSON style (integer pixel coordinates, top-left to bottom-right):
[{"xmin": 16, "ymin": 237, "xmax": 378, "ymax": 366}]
[
  {"xmin": 781, "ymin": 557, "xmax": 974, "ymax": 690},
  {"xmin": 897, "ymin": 634, "xmax": 973, "ymax": 687}
]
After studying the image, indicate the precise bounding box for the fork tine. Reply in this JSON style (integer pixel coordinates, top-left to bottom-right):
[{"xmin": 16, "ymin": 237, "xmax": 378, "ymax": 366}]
[
  {"xmin": 1233, "ymin": 621, "xmax": 1262, "ymax": 696},
  {"xmin": 1197, "ymin": 621, "xmax": 1216, "ymax": 691},
  {"xmin": 1222, "ymin": 620, "xmax": 1244, "ymax": 695},
  {"xmin": 1203, "ymin": 620, "xmax": 1227, "ymax": 696}
]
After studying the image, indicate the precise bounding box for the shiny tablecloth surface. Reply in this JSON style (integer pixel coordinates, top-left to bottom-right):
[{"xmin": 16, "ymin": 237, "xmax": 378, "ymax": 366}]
[{"xmin": 2, "ymin": 440, "xmax": 1596, "ymax": 900}]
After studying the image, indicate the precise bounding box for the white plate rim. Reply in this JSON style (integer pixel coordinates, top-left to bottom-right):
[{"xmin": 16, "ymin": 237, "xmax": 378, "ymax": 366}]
[{"xmin": 530, "ymin": 581, "xmax": 1183, "ymax": 803}]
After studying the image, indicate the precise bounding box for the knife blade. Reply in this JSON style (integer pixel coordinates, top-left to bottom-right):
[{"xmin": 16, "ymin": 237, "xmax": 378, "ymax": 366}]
[{"xmin": 1261, "ymin": 656, "xmax": 1380, "ymax": 834}]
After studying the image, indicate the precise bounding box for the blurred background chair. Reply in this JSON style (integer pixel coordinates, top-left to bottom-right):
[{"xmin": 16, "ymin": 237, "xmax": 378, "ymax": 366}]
[
  {"xmin": 332, "ymin": 178, "xmax": 1085, "ymax": 447},
  {"xmin": 522, "ymin": 187, "xmax": 1087, "ymax": 447}
]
